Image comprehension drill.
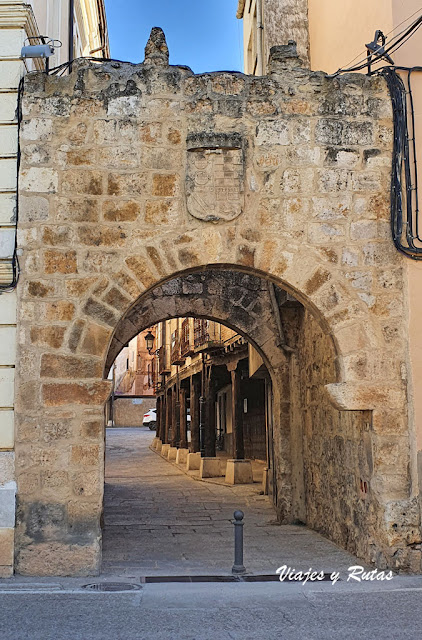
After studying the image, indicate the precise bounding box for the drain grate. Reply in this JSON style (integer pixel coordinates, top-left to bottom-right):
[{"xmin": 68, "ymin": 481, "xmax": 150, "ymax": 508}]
[
  {"xmin": 141, "ymin": 575, "xmax": 238, "ymax": 583},
  {"xmin": 82, "ymin": 583, "xmax": 142, "ymax": 592},
  {"xmin": 140, "ymin": 574, "xmax": 336, "ymax": 583}
]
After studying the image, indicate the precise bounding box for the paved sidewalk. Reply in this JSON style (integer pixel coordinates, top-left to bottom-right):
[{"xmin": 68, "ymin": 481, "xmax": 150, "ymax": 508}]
[
  {"xmin": 102, "ymin": 428, "xmax": 362, "ymax": 576},
  {"xmin": 2, "ymin": 578, "xmax": 422, "ymax": 640}
]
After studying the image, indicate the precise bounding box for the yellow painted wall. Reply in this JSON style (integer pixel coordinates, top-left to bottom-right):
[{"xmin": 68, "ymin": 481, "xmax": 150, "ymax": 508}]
[
  {"xmin": 392, "ymin": 0, "xmax": 422, "ymax": 454},
  {"xmin": 308, "ymin": 0, "xmax": 393, "ymax": 74},
  {"xmin": 242, "ymin": 0, "xmax": 258, "ymax": 75},
  {"xmin": 307, "ymin": 0, "xmax": 422, "ymax": 480}
]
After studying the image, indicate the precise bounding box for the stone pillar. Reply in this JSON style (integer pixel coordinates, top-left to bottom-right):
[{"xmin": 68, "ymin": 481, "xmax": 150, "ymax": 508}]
[
  {"xmin": 190, "ymin": 375, "xmax": 200, "ymax": 453},
  {"xmin": 204, "ymin": 367, "xmax": 216, "ymax": 458},
  {"xmin": 179, "ymin": 387, "xmax": 188, "ymax": 449},
  {"xmin": 231, "ymin": 366, "xmax": 245, "ymax": 460}
]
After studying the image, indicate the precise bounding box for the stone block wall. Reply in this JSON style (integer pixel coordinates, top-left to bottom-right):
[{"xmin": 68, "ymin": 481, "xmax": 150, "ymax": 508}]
[
  {"xmin": 294, "ymin": 309, "xmax": 418, "ymax": 568},
  {"xmin": 12, "ymin": 41, "xmax": 420, "ymax": 574},
  {"xmin": 0, "ymin": 0, "xmax": 42, "ymax": 578},
  {"xmin": 112, "ymin": 397, "xmax": 156, "ymax": 427}
]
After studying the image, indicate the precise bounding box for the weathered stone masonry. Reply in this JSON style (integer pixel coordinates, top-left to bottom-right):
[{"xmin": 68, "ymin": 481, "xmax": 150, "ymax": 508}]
[{"xmin": 14, "ymin": 36, "xmax": 420, "ymax": 575}]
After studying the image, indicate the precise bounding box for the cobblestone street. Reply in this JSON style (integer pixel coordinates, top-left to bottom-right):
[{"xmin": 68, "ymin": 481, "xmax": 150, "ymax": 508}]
[{"xmin": 102, "ymin": 428, "xmax": 361, "ymax": 576}]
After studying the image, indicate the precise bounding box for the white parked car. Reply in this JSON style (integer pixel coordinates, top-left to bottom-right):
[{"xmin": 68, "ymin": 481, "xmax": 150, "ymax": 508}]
[
  {"xmin": 143, "ymin": 407, "xmax": 191, "ymax": 430},
  {"xmin": 143, "ymin": 408, "xmax": 156, "ymax": 430}
]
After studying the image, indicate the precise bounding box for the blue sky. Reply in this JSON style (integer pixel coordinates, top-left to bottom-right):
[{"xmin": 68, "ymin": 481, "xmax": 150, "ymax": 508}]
[{"xmin": 103, "ymin": 0, "xmax": 243, "ymax": 73}]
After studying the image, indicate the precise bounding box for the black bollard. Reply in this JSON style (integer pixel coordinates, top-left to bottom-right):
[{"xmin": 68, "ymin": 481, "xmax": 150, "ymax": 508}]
[{"xmin": 232, "ymin": 510, "xmax": 246, "ymax": 574}]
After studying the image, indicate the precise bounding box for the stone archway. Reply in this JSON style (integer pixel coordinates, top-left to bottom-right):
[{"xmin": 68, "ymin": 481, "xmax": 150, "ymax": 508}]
[
  {"xmin": 15, "ymin": 262, "xmax": 416, "ymax": 576},
  {"xmin": 106, "ymin": 269, "xmax": 295, "ymax": 523},
  {"xmin": 14, "ymin": 35, "xmax": 419, "ymax": 575},
  {"xmin": 103, "ymin": 266, "xmax": 400, "ymax": 565}
]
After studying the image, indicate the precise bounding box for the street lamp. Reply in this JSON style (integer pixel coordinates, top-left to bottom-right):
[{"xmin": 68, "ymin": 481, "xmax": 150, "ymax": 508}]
[{"xmin": 145, "ymin": 330, "xmax": 155, "ymax": 354}]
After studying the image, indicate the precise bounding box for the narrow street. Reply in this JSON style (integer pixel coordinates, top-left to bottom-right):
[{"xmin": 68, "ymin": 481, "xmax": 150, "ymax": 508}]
[{"xmin": 102, "ymin": 428, "xmax": 361, "ymax": 577}]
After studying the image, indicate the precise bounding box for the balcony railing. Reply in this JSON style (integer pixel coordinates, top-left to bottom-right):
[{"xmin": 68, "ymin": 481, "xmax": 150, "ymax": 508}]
[
  {"xmin": 194, "ymin": 319, "xmax": 223, "ymax": 353},
  {"xmin": 170, "ymin": 331, "xmax": 185, "ymax": 366},
  {"xmin": 180, "ymin": 319, "xmax": 194, "ymax": 357},
  {"xmin": 194, "ymin": 318, "xmax": 209, "ymax": 349},
  {"xmin": 158, "ymin": 346, "xmax": 170, "ymax": 374}
]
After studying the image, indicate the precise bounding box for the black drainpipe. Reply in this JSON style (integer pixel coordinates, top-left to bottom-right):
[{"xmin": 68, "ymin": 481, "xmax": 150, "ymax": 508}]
[{"xmin": 68, "ymin": 0, "xmax": 74, "ymax": 70}]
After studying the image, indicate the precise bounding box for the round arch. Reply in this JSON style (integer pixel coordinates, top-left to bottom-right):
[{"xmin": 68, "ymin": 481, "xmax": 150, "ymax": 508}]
[
  {"xmin": 99, "ymin": 252, "xmax": 382, "ymax": 414},
  {"xmin": 105, "ymin": 267, "xmax": 299, "ymax": 378}
]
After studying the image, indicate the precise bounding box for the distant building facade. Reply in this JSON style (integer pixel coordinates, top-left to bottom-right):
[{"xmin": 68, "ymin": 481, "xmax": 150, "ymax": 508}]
[
  {"xmin": 108, "ymin": 328, "xmax": 157, "ymax": 428},
  {"xmin": 152, "ymin": 317, "xmax": 269, "ymax": 477},
  {"xmin": 114, "ymin": 327, "xmax": 156, "ymax": 397},
  {"xmin": 236, "ymin": 0, "xmax": 310, "ymax": 74}
]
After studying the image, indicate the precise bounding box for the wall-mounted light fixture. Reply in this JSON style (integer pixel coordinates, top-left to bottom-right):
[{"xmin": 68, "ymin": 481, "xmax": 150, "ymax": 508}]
[{"xmin": 145, "ymin": 330, "xmax": 155, "ymax": 354}]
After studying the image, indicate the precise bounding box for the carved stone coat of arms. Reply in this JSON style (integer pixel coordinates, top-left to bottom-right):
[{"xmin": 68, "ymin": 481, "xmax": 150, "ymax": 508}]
[{"xmin": 186, "ymin": 133, "xmax": 244, "ymax": 223}]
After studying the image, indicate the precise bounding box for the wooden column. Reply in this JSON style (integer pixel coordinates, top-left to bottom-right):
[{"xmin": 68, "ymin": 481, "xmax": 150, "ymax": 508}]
[
  {"xmin": 171, "ymin": 385, "xmax": 180, "ymax": 447},
  {"xmin": 179, "ymin": 388, "xmax": 188, "ymax": 449},
  {"xmin": 156, "ymin": 395, "xmax": 162, "ymax": 440},
  {"xmin": 175, "ymin": 385, "xmax": 181, "ymax": 448},
  {"xmin": 231, "ymin": 366, "xmax": 245, "ymax": 460},
  {"xmin": 164, "ymin": 387, "xmax": 172, "ymax": 444},
  {"xmin": 190, "ymin": 375, "xmax": 200, "ymax": 453},
  {"xmin": 204, "ymin": 365, "xmax": 216, "ymax": 458}
]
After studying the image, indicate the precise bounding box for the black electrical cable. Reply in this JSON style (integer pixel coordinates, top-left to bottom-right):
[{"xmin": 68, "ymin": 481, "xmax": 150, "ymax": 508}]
[
  {"xmin": 331, "ymin": 14, "xmax": 422, "ymax": 76},
  {"xmin": 329, "ymin": 14, "xmax": 422, "ymax": 259},
  {"xmin": 380, "ymin": 67, "xmax": 422, "ymax": 259},
  {"xmin": 0, "ymin": 77, "xmax": 23, "ymax": 292},
  {"xmin": 22, "ymin": 55, "xmax": 133, "ymax": 82},
  {"xmin": 384, "ymin": 21, "xmax": 422, "ymax": 62},
  {"xmin": 332, "ymin": 14, "xmax": 422, "ymax": 261},
  {"xmin": 406, "ymin": 68, "xmax": 421, "ymax": 240},
  {"xmin": 46, "ymin": 55, "xmax": 135, "ymax": 76},
  {"xmin": 339, "ymin": 6, "xmax": 422, "ymax": 72}
]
